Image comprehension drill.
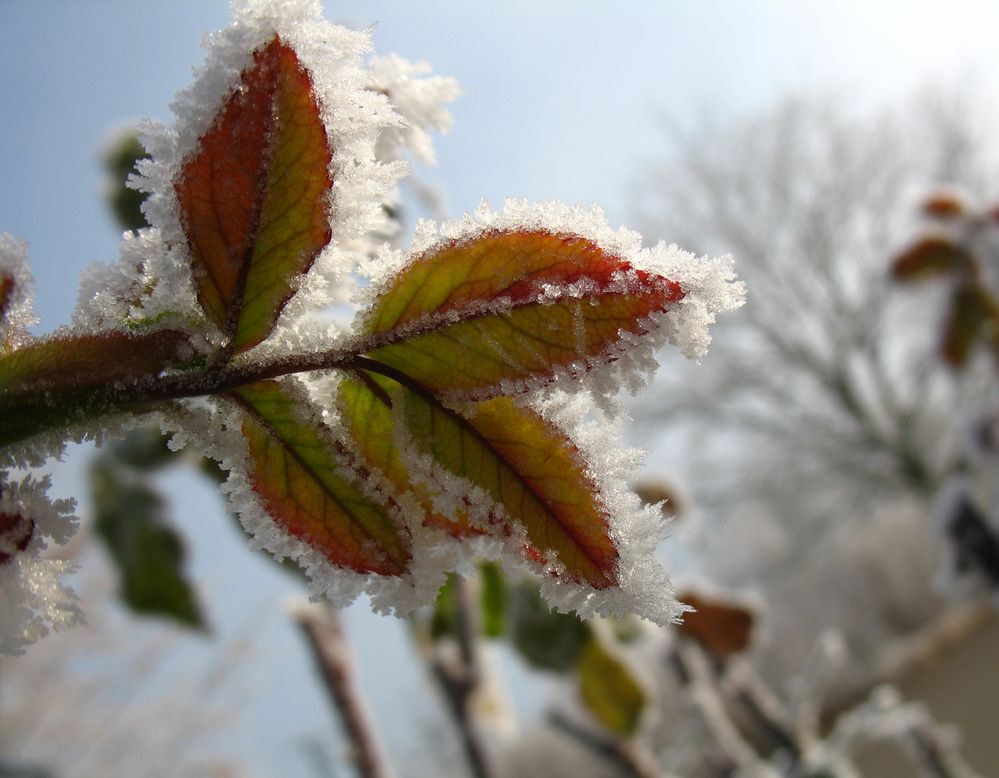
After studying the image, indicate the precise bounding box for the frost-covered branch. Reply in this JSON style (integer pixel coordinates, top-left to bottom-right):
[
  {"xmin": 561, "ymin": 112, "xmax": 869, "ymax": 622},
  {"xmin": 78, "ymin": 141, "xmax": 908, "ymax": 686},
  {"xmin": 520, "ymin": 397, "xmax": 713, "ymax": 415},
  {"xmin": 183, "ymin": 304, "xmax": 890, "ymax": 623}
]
[{"xmin": 0, "ymin": 0, "xmax": 743, "ymax": 653}]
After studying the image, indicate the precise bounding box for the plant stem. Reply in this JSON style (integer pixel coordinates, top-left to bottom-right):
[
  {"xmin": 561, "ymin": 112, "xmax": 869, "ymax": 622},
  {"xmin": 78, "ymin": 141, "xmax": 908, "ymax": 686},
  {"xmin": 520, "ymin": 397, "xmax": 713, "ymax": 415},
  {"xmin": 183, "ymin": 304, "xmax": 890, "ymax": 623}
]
[
  {"xmin": 294, "ymin": 604, "xmax": 396, "ymax": 778},
  {"xmin": 419, "ymin": 576, "xmax": 494, "ymax": 778}
]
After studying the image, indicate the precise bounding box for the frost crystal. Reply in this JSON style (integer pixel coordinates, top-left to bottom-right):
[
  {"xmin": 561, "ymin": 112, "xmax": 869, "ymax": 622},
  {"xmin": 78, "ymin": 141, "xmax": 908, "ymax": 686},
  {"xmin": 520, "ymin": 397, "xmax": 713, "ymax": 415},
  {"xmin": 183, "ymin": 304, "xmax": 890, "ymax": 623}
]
[
  {"xmin": 0, "ymin": 233, "xmax": 38, "ymax": 347},
  {"xmin": 367, "ymin": 53, "xmax": 460, "ymax": 166},
  {"xmin": 0, "ymin": 473, "xmax": 82, "ymax": 655}
]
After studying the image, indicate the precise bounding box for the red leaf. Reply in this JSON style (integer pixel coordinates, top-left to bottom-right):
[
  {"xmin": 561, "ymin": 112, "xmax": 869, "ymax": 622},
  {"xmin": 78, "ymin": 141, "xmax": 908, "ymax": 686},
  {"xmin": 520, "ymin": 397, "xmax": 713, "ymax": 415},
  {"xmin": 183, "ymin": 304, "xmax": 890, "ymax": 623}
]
[
  {"xmin": 0, "ymin": 329, "xmax": 194, "ymax": 396},
  {"xmin": 361, "ymin": 229, "xmax": 684, "ymax": 399},
  {"xmin": 175, "ymin": 36, "xmax": 333, "ymax": 353},
  {"xmin": 230, "ymin": 379, "xmax": 411, "ymax": 576},
  {"xmin": 891, "ymin": 237, "xmax": 974, "ymax": 282},
  {"xmin": 0, "ymin": 329, "xmax": 195, "ymax": 447},
  {"xmin": 677, "ymin": 591, "xmax": 756, "ymax": 658}
]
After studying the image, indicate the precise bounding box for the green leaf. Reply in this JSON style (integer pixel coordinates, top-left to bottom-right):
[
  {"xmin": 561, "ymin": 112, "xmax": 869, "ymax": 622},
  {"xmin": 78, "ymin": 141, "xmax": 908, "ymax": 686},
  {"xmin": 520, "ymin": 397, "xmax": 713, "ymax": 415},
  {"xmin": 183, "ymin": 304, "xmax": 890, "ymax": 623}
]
[
  {"xmin": 0, "ymin": 329, "xmax": 194, "ymax": 447},
  {"xmin": 508, "ymin": 580, "xmax": 589, "ymax": 672},
  {"xmin": 360, "ymin": 229, "xmax": 684, "ymax": 400},
  {"xmin": 430, "ymin": 573, "xmax": 458, "ymax": 641},
  {"xmin": 230, "ymin": 379, "xmax": 411, "ymax": 576},
  {"xmin": 107, "ymin": 427, "xmax": 180, "ymax": 472},
  {"xmin": 105, "ymin": 132, "xmax": 150, "ymax": 232},
  {"xmin": 91, "ymin": 460, "xmax": 205, "ymax": 629},
  {"xmin": 576, "ymin": 634, "xmax": 646, "ymax": 736},
  {"xmin": 478, "ymin": 561, "xmax": 507, "ymax": 638},
  {"xmin": 174, "ymin": 36, "xmax": 333, "ymax": 354}
]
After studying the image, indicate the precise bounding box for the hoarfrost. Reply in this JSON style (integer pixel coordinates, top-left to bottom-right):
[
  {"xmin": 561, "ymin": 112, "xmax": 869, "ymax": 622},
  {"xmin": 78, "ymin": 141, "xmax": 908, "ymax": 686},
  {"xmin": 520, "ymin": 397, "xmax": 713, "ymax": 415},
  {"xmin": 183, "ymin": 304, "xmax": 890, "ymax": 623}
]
[
  {"xmin": 0, "ymin": 472, "xmax": 82, "ymax": 655},
  {"xmin": 366, "ymin": 53, "xmax": 460, "ymax": 166},
  {"xmin": 0, "ymin": 233, "xmax": 38, "ymax": 347}
]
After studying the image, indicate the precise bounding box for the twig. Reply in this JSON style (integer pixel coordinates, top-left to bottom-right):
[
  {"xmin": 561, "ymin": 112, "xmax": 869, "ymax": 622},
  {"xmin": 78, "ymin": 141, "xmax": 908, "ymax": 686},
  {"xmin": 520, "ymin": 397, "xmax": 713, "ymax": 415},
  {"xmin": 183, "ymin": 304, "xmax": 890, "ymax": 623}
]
[
  {"xmin": 547, "ymin": 710, "xmax": 662, "ymax": 778},
  {"xmin": 423, "ymin": 575, "xmax": 494, "ymax": 778},
  {"xmin": 293, "ymin": 603, "xmax": 396, "ymax": 778}
]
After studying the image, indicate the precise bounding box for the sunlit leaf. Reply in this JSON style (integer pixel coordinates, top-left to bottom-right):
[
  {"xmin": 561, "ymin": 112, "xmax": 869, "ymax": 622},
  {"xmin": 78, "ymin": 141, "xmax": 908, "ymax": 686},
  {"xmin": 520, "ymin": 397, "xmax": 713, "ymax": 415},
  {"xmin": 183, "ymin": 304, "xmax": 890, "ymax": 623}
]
[
  {"xmin": 91, "ymin": 459, "xmax": 205, "ymax": 629},
  {"xmin": 175, "ymin": 35, "xmax": 333, "ymax": 353},
  {"xmin": 676, "ymin": 591, "xmax": 755, "ymax": 658},
  {"xmin": 337, "ymin": 371, "xmax": 482, "ymax": 538},
  {"xmin": 0, "ymin": 329, "xmax": 194, "ymax": 447},
  {"xmin": 576, "ymin": 635, "xmax": 646, "ymax": 736},
  {"xmin": 361, "ymin": 229, "xmax": 684, "ymax": 399},
  {"xmin": 230, "ymin": 379, "xmax": 411, "ymax": 576},
  {"xmin": 508, "ymin": 580, "xmax": 589, "ymax": 672},
  {"xmin": 394, "ymin": 376, "xmax": 619, "ymax": 588},
  {"xmin": 890, "ymin": 237, "xmax": 975, "ymax": 282}
]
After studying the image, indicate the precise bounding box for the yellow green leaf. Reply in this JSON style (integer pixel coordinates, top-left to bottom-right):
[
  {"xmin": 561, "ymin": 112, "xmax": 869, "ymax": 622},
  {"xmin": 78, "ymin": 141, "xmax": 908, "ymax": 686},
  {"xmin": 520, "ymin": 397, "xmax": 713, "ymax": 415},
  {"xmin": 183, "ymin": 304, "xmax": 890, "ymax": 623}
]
[
  {"xmin": 174, "ymin": 36, "xmax": 333, "ymax": 353},
  {"xmin": 361, "ymin": 229, "xmax": 684, "ymax": 399},
  {"xmin": 230, "ymin": 379, "xmax": 410, "ymax": 576},
  {"xmin": 577, "ymin": 634, "xmax": 647, "ymax": 736}
]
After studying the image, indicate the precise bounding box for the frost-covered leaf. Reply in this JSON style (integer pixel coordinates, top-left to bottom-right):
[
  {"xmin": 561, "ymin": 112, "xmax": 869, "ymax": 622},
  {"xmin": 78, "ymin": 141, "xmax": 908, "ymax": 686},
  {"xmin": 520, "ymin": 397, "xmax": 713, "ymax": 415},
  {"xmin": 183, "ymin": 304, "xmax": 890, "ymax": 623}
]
[
  {"xmin": 396, "ymin": 381, "xmax": 619, "ymax": 589},
  {"xmin": 0, "ymin": 330, "xmax": 194, "ymax": 447},
  {"xmin": 508, "ymin": 580, "xmax": 589, "ymax": 672},
  {"xmin": 174, "ymin": 35, "xmax": 332, "ymax": 354},
  {"xmin": 91, "ymin": 460, "xmax": 204, "ymax": 629},
  {"xmin": 337, "ymin": 371, "xmax": 482, "ymax": 538},
  {"xmin": 576, "ymin": 634, "xmax": 646, "ymax": 736},
  {"xmin": 891, "ymin": 236, "xmax": 974, "ymax": 281},
  {"xmin": 230, "ymin": 379, "xmax": 411, "ymax": 576},
  {"xmin": 676, "ymin": 590, "xmax": 756, "ymax": 658},
  {"xmin": 361, "ymin": 229, "xmax": 684, "ymax": 400}
]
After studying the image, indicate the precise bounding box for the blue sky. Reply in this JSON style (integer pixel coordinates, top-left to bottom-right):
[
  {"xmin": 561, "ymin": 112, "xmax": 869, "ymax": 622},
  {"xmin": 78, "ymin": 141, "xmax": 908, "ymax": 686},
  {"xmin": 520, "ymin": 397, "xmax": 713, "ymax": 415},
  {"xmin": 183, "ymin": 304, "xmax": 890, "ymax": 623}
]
[{"xmin": 2, "ymin": 1, "xmax": 998, "ymax": 776}]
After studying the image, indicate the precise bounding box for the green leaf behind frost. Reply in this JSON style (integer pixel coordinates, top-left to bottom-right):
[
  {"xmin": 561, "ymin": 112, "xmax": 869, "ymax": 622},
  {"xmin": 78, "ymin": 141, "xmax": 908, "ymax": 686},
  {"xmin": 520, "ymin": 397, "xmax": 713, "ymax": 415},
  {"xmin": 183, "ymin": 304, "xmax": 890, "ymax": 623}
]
[{"xmin": 92, "ymin": 459, "xmax": 205, "ymax": 629}]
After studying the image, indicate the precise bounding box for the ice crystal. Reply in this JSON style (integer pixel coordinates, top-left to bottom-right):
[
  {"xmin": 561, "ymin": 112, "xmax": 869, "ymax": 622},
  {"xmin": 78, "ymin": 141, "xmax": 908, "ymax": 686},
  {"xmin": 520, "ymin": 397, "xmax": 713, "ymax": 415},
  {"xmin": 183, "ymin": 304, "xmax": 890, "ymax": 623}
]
[{"xmin": 0, "ymin": 473, "xmax": 82, "ymax": 655}]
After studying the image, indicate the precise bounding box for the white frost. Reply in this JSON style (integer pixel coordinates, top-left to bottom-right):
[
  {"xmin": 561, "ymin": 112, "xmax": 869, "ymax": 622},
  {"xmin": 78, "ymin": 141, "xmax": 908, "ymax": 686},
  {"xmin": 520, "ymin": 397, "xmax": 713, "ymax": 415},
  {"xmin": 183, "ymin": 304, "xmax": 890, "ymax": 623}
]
[
  {"xmin": 0, "ymin": 233, "xmax": 38, "ymax": 348},
  {"xmin": 0, "ymin": 472, "xmax": 82, "ymax": 655}
]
